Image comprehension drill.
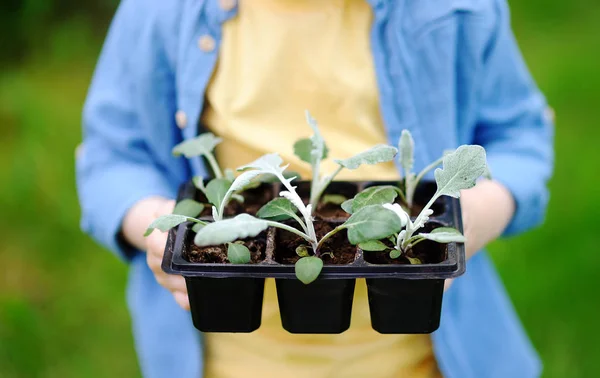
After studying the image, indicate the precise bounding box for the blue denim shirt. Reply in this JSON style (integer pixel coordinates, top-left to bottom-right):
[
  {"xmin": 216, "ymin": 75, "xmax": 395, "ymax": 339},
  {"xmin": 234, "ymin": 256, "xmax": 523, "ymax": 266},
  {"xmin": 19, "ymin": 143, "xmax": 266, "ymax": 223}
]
[{"xmin": 76, "ymin": 0, "xmax": 554, "ymax": 377}]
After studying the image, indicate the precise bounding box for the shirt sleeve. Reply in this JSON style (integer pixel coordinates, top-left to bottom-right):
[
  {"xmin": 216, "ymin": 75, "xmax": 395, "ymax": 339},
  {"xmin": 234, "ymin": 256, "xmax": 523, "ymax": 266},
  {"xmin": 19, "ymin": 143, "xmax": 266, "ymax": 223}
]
[
  {"xmin": 474, "ymin": 0, "xmax": 555, "ymax": 237},
  {"xmin": 76, "ymin": 0, "xmax": 178, "ymax": 261}
]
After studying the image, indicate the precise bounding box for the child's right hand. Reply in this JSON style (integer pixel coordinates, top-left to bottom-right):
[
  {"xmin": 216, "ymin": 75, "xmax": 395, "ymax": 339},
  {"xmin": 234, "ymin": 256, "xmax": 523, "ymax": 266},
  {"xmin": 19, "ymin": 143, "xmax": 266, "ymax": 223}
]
[
  {"xmin": 145, "ymin": 198, "xmax": 191, "ymax": 310},
  {"xmin": 124, "ymin": 196, "xmax": 190, "ymax": 310}
]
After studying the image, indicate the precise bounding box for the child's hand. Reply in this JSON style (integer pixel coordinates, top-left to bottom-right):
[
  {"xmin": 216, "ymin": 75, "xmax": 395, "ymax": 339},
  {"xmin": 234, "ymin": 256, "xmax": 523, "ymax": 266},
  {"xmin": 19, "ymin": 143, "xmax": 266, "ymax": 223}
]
[
  {"xmin": 445, "ymin": 180, "xmax": 515, "ymax": 292},
  {"xmin": 144, "ymin": 198, "xmax": 191, "ymax": 310},
  {"xmin": 122, "ymin": 196, "xmax": 190, "ymax": 310}
]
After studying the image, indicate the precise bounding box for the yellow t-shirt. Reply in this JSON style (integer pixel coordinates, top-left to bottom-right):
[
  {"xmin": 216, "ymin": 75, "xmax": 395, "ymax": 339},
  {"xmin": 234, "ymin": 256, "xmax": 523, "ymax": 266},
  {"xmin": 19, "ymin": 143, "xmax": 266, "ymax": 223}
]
[{"xmin": 201, "ymin": 1, "xmax": 442, "ymax": 377}]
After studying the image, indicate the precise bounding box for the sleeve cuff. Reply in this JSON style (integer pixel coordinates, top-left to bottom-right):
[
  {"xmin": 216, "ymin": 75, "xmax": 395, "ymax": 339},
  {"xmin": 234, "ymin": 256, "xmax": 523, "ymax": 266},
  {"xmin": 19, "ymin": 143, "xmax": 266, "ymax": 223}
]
[
  {"xmin": 78, "ymin": 158, "xmax": 177, "ymax": 262},
  {"xmin": 485, "ymin": 153, "xmax": 549, "ymax": 237}
]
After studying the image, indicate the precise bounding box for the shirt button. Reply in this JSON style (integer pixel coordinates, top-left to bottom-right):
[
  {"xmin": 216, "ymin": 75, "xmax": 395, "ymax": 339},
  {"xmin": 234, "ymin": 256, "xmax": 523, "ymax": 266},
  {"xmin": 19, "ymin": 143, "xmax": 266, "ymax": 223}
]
[
  {"xmin": 175, "ymin": 110, "xmax": 188, "ymax": 129},
  {"xmin": 219, "ymin": 0, "xmax": 237, "ymax": 11},
  {"xmin": 197, "ymin": 35, "xmax": 216, "ymax": 53}
]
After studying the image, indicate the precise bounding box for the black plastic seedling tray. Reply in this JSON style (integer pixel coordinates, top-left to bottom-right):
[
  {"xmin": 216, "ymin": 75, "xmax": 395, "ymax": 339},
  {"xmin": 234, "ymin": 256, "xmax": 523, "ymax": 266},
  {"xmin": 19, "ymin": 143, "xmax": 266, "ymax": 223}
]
[{"xmin": 162, "ymin": 180, "xmax": 466, "ymax": 334}]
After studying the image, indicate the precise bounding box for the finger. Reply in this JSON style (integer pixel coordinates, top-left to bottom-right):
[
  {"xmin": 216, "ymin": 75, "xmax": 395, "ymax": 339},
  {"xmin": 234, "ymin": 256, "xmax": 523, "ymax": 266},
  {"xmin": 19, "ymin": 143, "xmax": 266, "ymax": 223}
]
[
  {"xmin": 146, "ymin": 246, "xmax": 165, "ymax": 274},
  {"xmin": 173, "ymin": 291, "xmax": 190, "ymax": 311},
  {"xmin": 146, "ymin": 232, "xmax": 168, "ymax": 258},
  {"xmin": 444, "ymin": 278, "xmax": 454, "ymax": 292},
  {"xmin": 154, "ymin": 199, "xmax": 176, "ymax": 218},
  {"xmin": 155, "ymin": 273, "xmax": 188, "ymax": 293},
  {"xmin": 146, "ymin": 221, "xmax": 170, "ymax": 242}
]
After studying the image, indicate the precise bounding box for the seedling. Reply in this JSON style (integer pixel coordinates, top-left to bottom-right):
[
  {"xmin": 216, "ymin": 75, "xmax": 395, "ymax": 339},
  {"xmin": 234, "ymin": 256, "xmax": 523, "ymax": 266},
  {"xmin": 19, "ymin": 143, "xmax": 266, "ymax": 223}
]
[
  {"xmin": 143, "ymin": 133, "xmax": 272, "ymax": 264},
  {"xmin": 342, "ymin": 129, "xmax": 492, "ymax": 214},
  {"xmin": 194, "ymin": 152, "xmax": 403, "ymax": 284},
  {"xmin": 358, "ymin": 145, "xmax": 488, "ymax": 262},
  {"xmin": 171, "ymin": 132, "xmax": 251, "ymax": 221},
  {"xmin": 293, "ymin": 111, "xmax": 398, "ymax": 210},
  {"xmin": 340, "ymin": 130, "xmax": 443, "ymax": 215}
]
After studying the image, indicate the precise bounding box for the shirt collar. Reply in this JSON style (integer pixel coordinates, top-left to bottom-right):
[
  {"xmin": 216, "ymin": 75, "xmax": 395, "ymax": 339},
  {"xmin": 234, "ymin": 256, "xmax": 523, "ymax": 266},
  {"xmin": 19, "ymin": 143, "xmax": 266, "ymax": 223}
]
[{"xmin": 203, "ymin": 0, "xmax": 390, "ymax": 28}]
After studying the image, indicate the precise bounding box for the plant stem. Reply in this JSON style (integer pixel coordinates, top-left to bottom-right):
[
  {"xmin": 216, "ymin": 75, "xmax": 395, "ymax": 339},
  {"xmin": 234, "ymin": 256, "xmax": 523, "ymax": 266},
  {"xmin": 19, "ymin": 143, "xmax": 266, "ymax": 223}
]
[
  {"xmin": 310, "ymin": 157, "xmax": 321, "ymax": 209},
  {"xmin": 395, "ymin": 230, "xmax": 406, "ymax": 251},
  {"xmin": 392, "ymin": 186, "xmax": 407, "ymax": 205},
  {"xmin": 289, "ymin": 212, "xmax": 310, "ymax": 235},
  {"xmin": 193, "ymin": 176, "xmax": 208, "ymax": 197},
  {"xmin": 205, "ymin": 153, "xmax": 223, "ymax": 179},
  {"xmin": 310, "ymin": 165, "xmax": 343, "ymax": 208},
  {"xmin": 216, "ymin": 192, "xmax": 231, "ymax": 221},
  {"xmin": 409, "ymin": 191, "xmax": 441, "ymax": 239},
  {"xmin": 188, "ymin": 218, "xmax": 208, "ymax": 226},
  {"xmin": 315, "ymin": 225, "xmax": 345, "ymax": 255},
  {"xmin": 402, "ymin": 235, "xmax": 425, "ymax": 251},
  {"xmin": 265, "ymin": 221, "xmax": 314, "ymax": 244},
  {"xmin": 278, "ymin": 174, "xmax": 318, "ymax": 249},
  {"xmin": 407, "ymin": 157, "xmax": 443, "ymax": 207}
]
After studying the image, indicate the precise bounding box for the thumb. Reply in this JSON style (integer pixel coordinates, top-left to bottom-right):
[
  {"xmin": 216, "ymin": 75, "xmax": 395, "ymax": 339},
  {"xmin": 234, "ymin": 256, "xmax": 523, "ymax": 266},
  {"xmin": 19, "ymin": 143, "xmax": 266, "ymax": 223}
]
[{"xmin": 154, "ymin": 199, "xmax": 176, "ymax": 218}]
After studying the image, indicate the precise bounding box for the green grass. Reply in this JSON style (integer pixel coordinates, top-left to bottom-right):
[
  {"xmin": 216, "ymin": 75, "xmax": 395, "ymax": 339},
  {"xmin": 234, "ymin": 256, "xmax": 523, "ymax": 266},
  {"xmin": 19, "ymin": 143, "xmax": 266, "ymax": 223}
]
[
  {"xmin": 0, "ymin": 21, "xmax": 140, "ymax": 378},
  {"xmin": 0, "ymin": 2, "xmax": 598, "ymax": 377},
  {"xmin": 488, "ymin": 2, "xmax": 600, "ymax": 378}
]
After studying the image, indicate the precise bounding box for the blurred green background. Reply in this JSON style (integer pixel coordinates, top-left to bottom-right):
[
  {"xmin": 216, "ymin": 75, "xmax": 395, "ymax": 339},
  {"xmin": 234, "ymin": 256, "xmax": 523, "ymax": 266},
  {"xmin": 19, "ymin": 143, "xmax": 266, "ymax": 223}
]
[{"xmin": 0, "ymin": 1, "xmax": 598, "ymax": 377}]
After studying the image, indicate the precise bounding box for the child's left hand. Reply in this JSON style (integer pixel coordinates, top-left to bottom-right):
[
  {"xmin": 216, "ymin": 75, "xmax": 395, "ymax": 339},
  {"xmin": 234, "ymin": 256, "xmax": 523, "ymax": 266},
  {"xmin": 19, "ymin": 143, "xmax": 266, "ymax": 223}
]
[{"xmin": 445, "ymin": 180, "xmax": 515, "ymax": 291}]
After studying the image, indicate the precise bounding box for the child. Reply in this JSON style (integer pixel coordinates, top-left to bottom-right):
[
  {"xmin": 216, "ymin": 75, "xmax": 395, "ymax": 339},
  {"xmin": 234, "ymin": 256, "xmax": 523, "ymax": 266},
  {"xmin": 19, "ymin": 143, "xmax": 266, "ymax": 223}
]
[{"xmin": 77, "ymin": 0, "xmax": 553, "ymax": 377}]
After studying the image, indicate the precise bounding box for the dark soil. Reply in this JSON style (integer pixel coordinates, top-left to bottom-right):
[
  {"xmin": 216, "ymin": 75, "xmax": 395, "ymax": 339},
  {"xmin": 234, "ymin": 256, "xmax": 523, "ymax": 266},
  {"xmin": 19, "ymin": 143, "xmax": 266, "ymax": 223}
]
[
  {"xmin": 195, "ymin": 183, "xmax": 274, "ymax": 218},
  {"xmin": 315, "ymin": 203, "xmax": 349, "ymax": 220},
  {"xmin": 362, "ymin": 222, "xmax": 448, "ymax": 265},
  {"xmin": 274, "ymin": 221, "xmax": 357, "ymax": 265},
  {"xmin": 184, "ymin": 232, "xmax": 267, "ymax": 264},
  {"xmin": 225, "ymin": 184, "xmax": 274, "ymax": 216}
]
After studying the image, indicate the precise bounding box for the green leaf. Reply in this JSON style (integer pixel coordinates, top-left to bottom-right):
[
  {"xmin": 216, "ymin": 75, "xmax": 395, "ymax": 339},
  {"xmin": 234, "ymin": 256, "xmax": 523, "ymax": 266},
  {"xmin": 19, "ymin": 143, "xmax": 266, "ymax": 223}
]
[
  {"xmin": 205, "ymin": 178, "xmax": 232, "ymax": 209},
  {"xmin": 351, "ymin": 186, "xmax": 398, "ymax": 213},
  {"xmin": 221, "ymin": 160, "xmax": 280, "ymax": 212},
  {"xmin": 295, "ymin": 245, "xmax": 310, "ymax": 257},
  {"xmin": 224, "ymin": 168, "xmax": 236, "ymax": 182},
  {"xmin": 358, "ymin": 240, "xmax": 389, "ymax": 251},
  {"xmin": 172, "ymin": 133, "xmax": 222, "ymax": 158},
  {"xmin": 418, "ymin": 227, "xmax": 466, "ymax": 243},
  {"xmin": 389, "ymin": 249, "xmax": 401, "ymax": 259},
  {"xmin": 238, "ymin": 153, "xmax": 286, "ymax": 174},
  {"xmin": 173, "ymin": 199, "xmax": 204, "ymax": 218},
  {"xmin": 227, "ymin": 243, "xmax": 251, "ymax": 264},
  {"xmin": 434, "ymin": 145, "xmax": 487, "ymax": 198},
  {"xmin": 231, "ymin": 194, "xmax": 244, "ymax": 203},
  {"xmin": 334, "ymin": 144, "xmax": 398, "ymax": 170},
  {"xmin": 294, "ymin": 256, "xmax": 324, "ymax": 284},
  {"xmin": 256, "ymin": 198, "xmax": 298, "ymax": 220},
  {"xmin": 304, "ymin": 111, "xmax": 328, "ymax": 167},
  {"xmin": 341, "ymin": 199, "xmax": 354, "ymax": 214},
  {"xmin": 228, "ymin": 170, "xmax": 264, "ymax": 193},
  {"xmin": 258, "ymin": 171, "xmax": 300, "ymax": 183},
  {"xmin": 343, "ymin": 205, "xmax": 403, "ymax": 245},
  {"xmin": 407, "ymin": 256, "xmax": 422, "ymax": 264},
  {"xmin": 398, "ymin": 130, "xmax": 414, "ymax": 176},
  {"xmin": 192, "ymin": 176, "xmax": 206, "ymax": 193},
  {"xmin": 239, "ymin": 177, "xmax": 263, "ymax": 190},
  {"xmin": 144, "ymin": 214, "xmax": 190, "ymax": 236},
  {"xmin": 293, "ymin": 138, "xmax": 328, "ymax": 164},
  {"xmin": 192, "ymin": 223, "xmax": 204, "ymax": 233},
  {"xmin": 321, "ymin": 194, "xmax": 347, "ymax": 205},
  {"xmin": 194, "ymin": 214, "xmax": 269, "ymax": 246}
]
